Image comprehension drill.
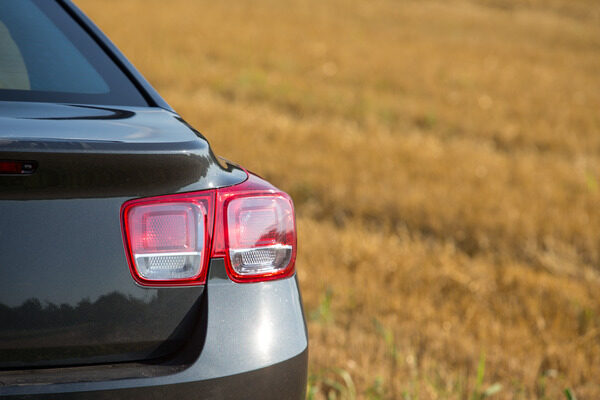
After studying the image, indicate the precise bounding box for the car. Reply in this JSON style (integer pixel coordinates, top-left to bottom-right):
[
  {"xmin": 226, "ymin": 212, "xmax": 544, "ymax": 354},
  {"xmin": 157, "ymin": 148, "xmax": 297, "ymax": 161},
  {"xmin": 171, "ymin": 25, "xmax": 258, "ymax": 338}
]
[{"xmin": 0, "ymin": 0, "xmax": 308, "ymax": 399}]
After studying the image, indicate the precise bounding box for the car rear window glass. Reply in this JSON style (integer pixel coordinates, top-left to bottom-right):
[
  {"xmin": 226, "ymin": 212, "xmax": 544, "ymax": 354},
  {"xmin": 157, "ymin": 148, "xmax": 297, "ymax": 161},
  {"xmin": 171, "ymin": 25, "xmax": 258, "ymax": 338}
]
[{"xmin": 0, "ymin": 0, "xmax": 148, "ymax": 106}]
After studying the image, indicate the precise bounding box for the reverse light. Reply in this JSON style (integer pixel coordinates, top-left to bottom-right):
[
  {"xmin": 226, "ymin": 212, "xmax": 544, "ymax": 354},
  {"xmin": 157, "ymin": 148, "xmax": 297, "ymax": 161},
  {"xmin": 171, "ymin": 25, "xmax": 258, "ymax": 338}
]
[{"xmin": 121, "ymin": 173, "xmax": 297, "ymax": 286}]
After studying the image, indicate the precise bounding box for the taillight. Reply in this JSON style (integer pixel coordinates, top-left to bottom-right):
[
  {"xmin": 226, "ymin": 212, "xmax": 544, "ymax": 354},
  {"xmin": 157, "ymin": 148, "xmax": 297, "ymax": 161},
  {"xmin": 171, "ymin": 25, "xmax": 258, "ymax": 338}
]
[
  {"xmin": 121, "ymin": 173, "xmax": 296, "ymax": 286},
  {"xmin": 121, "ymin": 192, "xmax": 214, "ymax": 286},
  {"xmin": 223, "ymin": 194, "xmax": 295, "ymax": 281}
]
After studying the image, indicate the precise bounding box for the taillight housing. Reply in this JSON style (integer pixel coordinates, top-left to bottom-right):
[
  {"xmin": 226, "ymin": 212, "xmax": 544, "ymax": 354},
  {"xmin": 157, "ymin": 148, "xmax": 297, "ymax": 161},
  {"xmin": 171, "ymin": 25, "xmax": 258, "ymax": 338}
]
[
  {"xmin": 219, "ymin": 193, "xmax": 296, "ymax": 283},
  {"xmin": 121, "ymin": 192, "xmax": 214, "ymax": 286},
  {"xmin": 121, "ymin": 173, "xmax": 297, "ymax": 286}
]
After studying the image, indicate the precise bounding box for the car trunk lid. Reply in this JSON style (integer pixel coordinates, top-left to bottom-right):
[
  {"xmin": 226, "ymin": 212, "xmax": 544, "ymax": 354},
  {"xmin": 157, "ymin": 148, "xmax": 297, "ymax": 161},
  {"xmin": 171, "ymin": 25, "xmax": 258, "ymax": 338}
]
[{"xmin": 0, "ymin": 101, "xmax": 243, "ymax": 368}]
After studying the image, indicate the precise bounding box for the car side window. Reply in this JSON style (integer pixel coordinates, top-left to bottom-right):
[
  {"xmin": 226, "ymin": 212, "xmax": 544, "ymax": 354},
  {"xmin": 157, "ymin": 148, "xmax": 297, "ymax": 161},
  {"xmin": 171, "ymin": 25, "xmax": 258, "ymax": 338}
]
[
  {"xmin": 0, "ymin": 0, "xmax": 147, "ymax": 106},
  {"xmin": 0, "ymin": 1, "xmax": 109, "ymax": 95},
  {"xmin": 0, "ymin": 21, "xmax": 29, "ymax": 90}
]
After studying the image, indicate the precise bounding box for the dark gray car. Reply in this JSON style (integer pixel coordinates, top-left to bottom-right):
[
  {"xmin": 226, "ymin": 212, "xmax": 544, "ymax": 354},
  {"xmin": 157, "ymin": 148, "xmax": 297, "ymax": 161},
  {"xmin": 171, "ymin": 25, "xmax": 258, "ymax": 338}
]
[{"xmin": 0, "ymin": 1, "xmax": 308, "ymax": 398}]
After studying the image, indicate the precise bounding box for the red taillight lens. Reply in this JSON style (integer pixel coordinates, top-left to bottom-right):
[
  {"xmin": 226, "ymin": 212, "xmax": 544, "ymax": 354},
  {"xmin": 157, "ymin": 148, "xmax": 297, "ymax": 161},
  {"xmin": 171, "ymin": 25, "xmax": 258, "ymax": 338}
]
[
  {"xmin": 121, "ymin": 193, "xmax": 214, "ymax": 286},
  {"xmin": 134, "ymin": 205, "xmax": 196, "ymax": 251},
  {"xmin": 225, "ymin": 195, "xmax": 296, "ymax": 281},
  {"xmin": 121, "ymin": 173, "xmax": 297, "ymax": 286}
]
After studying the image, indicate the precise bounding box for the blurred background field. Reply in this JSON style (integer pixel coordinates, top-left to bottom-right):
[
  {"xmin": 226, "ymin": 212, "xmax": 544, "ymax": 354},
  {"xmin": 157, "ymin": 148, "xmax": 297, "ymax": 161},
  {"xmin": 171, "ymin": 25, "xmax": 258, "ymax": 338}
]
[{"xmin": 77, "ymin": 0, "xmax": 600, "ymax": 398}]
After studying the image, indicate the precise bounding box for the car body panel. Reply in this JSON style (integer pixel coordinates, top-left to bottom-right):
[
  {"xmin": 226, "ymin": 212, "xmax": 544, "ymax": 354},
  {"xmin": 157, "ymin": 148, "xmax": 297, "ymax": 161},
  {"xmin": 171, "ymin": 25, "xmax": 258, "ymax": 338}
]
[
  {"xmin": 0, "ymin": 261, "xmax": 309, "ymax": 399},
  {"xmin": 0, "ymin": 101, "xmax": 246, "ymax": 200},
  {"xmin": 0, "ymin": 101, "xmax": 246, "ymax": 368}
]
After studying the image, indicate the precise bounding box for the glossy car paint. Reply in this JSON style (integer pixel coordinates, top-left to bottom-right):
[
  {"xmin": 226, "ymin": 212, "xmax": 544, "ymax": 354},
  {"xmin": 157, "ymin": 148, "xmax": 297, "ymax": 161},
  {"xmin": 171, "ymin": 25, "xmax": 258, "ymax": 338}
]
[
  {"xmin": 0, "ymin": 261, "xmax": 308, "ymax": 399},
  {"xmin": 0, "ymin": 102, "xmax": 245, "ymax": 368},
  {"xmin": 0, "ymin": 102, "xmax": 246, "ymax": 200},
  {"xmin": 0, "ymin": 0, "xmax": 308, "ymax": 398}
]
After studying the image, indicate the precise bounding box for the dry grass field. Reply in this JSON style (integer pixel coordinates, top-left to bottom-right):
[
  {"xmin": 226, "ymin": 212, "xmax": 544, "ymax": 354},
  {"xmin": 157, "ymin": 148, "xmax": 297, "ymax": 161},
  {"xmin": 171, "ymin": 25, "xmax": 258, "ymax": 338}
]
[{"xmin": 77, "ymin": 0, "xmax": 600, "ymax": 398}]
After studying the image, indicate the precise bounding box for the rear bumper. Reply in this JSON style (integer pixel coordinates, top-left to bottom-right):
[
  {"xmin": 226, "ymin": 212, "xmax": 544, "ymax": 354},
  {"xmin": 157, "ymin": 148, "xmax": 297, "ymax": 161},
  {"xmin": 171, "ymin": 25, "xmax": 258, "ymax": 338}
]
[
  {"xmin": 0, "ymin": 351, "xmax": 307, "ymax": 400},
  {"xmin": 0, "ymin": 260, "xmax": 308, "ymax": 399}
]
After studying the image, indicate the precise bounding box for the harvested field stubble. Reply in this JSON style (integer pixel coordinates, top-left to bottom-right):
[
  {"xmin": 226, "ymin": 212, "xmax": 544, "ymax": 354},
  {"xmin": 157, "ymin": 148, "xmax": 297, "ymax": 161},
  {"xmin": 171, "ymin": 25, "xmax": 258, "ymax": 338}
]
[{"xmin": 77, "ymin": 0, "xmax": 600, "ymax": 398}]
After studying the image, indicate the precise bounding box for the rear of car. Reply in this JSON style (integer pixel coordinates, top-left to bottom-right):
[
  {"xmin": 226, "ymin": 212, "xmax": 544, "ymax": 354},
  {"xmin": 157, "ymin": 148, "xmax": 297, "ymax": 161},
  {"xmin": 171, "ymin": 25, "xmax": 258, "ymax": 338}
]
[{"xmin": 0, "ymin": 1, "xmax": 307, "ymax": 398}]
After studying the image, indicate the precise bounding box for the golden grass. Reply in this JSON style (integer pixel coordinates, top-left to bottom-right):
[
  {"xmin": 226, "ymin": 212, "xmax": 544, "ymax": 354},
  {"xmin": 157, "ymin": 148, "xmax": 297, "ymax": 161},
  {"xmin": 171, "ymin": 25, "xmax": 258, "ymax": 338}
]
[{"xmin": 77, "ymin": 0, "xmax": 600, "ymax": 398}]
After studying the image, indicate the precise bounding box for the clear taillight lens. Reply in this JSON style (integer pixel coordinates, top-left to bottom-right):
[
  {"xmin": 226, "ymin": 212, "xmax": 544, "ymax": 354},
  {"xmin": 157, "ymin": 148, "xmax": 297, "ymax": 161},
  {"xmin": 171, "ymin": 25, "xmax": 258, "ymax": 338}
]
[
  {"xmin": 226, "ymin": 196, "xmax": 295, "ymax": 280},
  {"xmin": 121, "ymin": 193, "xmax": 213, "ymax": 286}
]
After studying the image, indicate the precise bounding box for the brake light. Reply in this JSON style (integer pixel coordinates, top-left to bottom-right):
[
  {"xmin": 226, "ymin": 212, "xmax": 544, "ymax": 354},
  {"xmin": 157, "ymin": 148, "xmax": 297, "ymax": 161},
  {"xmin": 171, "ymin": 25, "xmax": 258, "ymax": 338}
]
[
  {"xmin": 121, "ymin": 192, "xmax": 214, "ymax": 286},
  {"xmin": 211, "ymin": 174, "xmax": 297, "ymax": 283},
  {"xmin": 121, "ymin": 173, "xmax": 296, "ymax": 286},
  {"xmin": 223, "ymin": 194, "xmax": 295, "ymax": 281}
]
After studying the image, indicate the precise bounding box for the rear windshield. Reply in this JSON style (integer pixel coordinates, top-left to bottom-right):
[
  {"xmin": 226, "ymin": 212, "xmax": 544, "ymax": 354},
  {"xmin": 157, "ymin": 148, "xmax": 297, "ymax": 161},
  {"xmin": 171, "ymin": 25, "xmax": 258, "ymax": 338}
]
[{"xmin": 0, "ymin": 0, "xmax": 148, "ymax": 106}]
